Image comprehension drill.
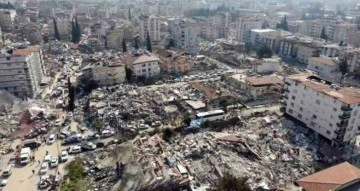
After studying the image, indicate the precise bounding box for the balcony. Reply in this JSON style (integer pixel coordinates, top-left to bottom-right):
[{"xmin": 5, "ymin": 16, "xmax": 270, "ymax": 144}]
[
  {"xmin": 336, "ymin": 122, "xmax": 349, "ymax": 127},
  {"xmin": 341, "ymin": 106, "xmax": 352, "ymax": 111},
  {"xmin": 333, "ymin": 134, "xmax": 344, "ymax": 142},
  {"xmin": 281, "ymin": 94, "xmax": 288, "ymax": 99},
  {"xmin": 334, "ymin": 127, "xmax": 346, "ymax": 134},
  {"xmin": 339, "ymin": 113, "xmax": 351, "ymax": 119}
]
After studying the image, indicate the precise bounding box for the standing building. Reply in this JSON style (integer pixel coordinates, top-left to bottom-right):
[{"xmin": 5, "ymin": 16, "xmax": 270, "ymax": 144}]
[
  {"xmin": 342, "ymin": 48, "xmax": 360, "ymax": 74},
  {"xmin": 0, "ymin": 9, "xmax": 16, "ymax": 32},
  {"xmin": 168, "ymin": 18, "xmax": 199, "ymax": 55},
  {"xmin": 0, "ymin": 46, "xmax": 44, "ymax": 98},
  {"xmin": 236, "ymin": 16, "xmax": 263, "ymax": 43},
  {"xmin": 122, "ymin": 52, "xmax": 160, "ymax": 78},
  {"xmin": 140, "ymin": 15, "xmax": 161, "ymax": 43},
  {"xmin": 283, "ymin": 74, "xmax": 360, "ymax": 146},
  {"xmin": 307, "ymin": 57, "xmax": 341, "ymax": 82}
]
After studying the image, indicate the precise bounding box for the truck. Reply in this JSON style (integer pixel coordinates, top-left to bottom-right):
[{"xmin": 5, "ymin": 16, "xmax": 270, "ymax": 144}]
[{"xmin": 20, "ymin": 147, "xmax": 31, "ymax": 165}]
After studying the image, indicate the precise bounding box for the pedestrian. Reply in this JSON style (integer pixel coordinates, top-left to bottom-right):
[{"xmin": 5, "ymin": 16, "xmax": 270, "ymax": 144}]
[
  {"xmin": 32, "ymin": 169, "xmax": 35, "ymax": 175},
  {"xmin": 38, "ymin": 160, "xmax": 40, "ymax": 164},
  {"xmin": 46, "ymin": 151, "xmax": 48, "ymax": 155}
]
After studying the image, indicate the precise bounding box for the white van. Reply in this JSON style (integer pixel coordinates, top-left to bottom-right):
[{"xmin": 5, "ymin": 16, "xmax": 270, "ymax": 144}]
[{"xmin": 101, "ymin": 130, "xmax": 114, "ymax": 138}]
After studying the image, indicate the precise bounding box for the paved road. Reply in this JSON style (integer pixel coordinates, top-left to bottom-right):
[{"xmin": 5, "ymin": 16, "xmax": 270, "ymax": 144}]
[{"xmin": 2, "ymin": 140, "xmax": 74, "ymax": 191}]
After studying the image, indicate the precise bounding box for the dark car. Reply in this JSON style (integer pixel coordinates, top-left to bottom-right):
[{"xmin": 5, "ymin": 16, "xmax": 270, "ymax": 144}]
[
  {"xmin": 95, "ymin": 142, "xmax": 106, "ymax": 148},
  {"xmin": 23, "ymin": 139, "xmax": 41, "ymax": 149}
]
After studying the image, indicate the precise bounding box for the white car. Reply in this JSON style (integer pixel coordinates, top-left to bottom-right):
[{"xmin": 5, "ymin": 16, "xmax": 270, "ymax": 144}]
[
  {"xmin": 69, "ymin": 145, "xmax": 82, "ymax": 154},
  {"xmin": 39, "ymin": 163, "xmax": 49, "ymax": 174},
  {"xmin": 44, "ymin": 155, "xmax": 52, "ymax": 163},
  {"xmin": 60, "ymin": 151, "xmax": 69, "ymax": 162},
  {"xmin": 47, "ymin": 134, "xmax": 56, "ymax": 145},
  {"xmin": 50, "ymin": 157, "xmax": 59, "ymax": 168}
]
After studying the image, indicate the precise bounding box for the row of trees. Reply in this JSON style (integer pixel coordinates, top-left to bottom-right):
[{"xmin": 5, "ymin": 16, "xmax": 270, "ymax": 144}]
[{"xmin": 53, "ymin": 17, "xmax": 81, "ymax": 43}]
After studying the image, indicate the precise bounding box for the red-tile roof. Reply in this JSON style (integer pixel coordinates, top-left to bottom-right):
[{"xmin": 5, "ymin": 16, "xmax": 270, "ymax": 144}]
[
  {"xmin": 297, "ymin": 162, "xmax": 360, "ymax": 191},
  {"xmin": 122, "ymin": 53, "xmax": 160, "ymax": 65},
  {"xmin": 13, "ymin": 46, "xmax": 41, "ymax": 56}
]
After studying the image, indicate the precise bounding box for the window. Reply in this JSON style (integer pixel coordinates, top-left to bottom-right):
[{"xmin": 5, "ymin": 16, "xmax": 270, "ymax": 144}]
[
  {"xmin": 310, "ymin": 121, "xmax": 315, "ymax": 126},
  {"xmin": 17, "ymin": 70, "xmax": 22, "ymax": 74},
  {"xmin": 289, "ymin": 109, "xmax": 293, "ymax": 114},
  {"xmin": 312, "ymin": 115, "xmax": 317, "ymax": 119},
  {"xmin": 295, "ymin": 82, "xmax": 298, "ymax": 86},
  {"xmin": 300, "ymin": 107, "xmax": 303, "ymax": 111},
  {"xmin": 6, "ymin": 63, "xmax": 10, "ymax": 66},
  {"xmin": 316, "ymin": 100, "xmax": 320, "ymax": 105},
  {"xmin": 6, "ymin": 57, "xmax": 10, "ymax": 60},
  {"xmin": 354, "ymin": 110, "xmax": 358, "ymax": 116},
  {"xmin": 329, "ymin": 123, "xmax": 333, "ymax": 127},
  {"xmin": 352, "ymin": 118, "xmax": 355, "ymax": 124},
  {"xmin": 297, "ymin": 114, "xmax": 302, "ymax": 119},
  {"xmin": 142, "ymin": 69, "xmax": 146, "ymax": 73},
  {"xmin": 291, "ymin": 103, "xmax": 294, "ymax": 107},
  {"xmin": 333, "ymin": 108, "xmax": 337, "ymax": 112},
  {"xmin": 291, "ymin": 96, "xmax": 296, "ymax": 100},
  {"xmin": 142, "ymin": 64, "xmax": 146, "ymax": 67},
  {"xmin": 300, "ymin": 100, "xmax": 304, "ymax": 104},
  {"xmin": 326, "ymin": 130, "xmax": 330, "ymax": 135}
]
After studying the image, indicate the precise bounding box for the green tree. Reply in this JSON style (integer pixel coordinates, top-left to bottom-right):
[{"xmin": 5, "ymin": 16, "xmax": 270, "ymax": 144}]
[
  {"xmin": 53, "ymin": 18, "xmax": 61, "ymax": 40},
  {"xmin": 71, "ymin": 17, "xmax": 81, "ymax": 43},
  {"xmin": 276, "ymin": 15, "xmax": 288, "ymax": 31},
  {"xmin": 134, "ymin": 36, "xmax": 139, "ymax": 50},
  {"xmin": 146, "ymin": 32, "xmax": 152, "ymax": 52},
  {"xmin": 93, "ymin": 118, "xmax": 104, "ymax": 133},
  {"xmin": 320, "ymin": 26, "xmax": 328, "ymax": 40},
  {"xmin": 216, "ymin": 172, "xmax": 252, "ymax": 191},
  {"xmin": 257, "ymin": 44, "xmax": 273, "ymax": 58},
  {"xmin": 339, "ymin": 58, "xmax": 348, "ymax": 84},
  {"xmin": 122, "ymin": 38, "xmax": 127, "ymax": 52}
]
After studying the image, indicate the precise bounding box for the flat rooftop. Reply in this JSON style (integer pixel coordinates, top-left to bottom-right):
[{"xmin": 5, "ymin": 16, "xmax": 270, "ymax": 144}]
[{"xmin": 288, "ymin": 74, "xmax": 360, "ymax": 104}]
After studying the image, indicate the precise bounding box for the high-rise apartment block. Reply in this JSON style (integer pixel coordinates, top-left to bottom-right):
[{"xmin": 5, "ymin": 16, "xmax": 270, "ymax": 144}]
[
  {"xmin": 236, "ymin": 16, "xmax": 263, "ymax": 43},
  {"xmin": 140, "ymin": 15, "xmax": 161, "ymax": 43},
  {"xmin": 0, "ymin": 46, "xmax": 44, "ymax": 98},
  {"xmin": 283, "ymin": 74, "xmax": 360, "ymax": 146}
]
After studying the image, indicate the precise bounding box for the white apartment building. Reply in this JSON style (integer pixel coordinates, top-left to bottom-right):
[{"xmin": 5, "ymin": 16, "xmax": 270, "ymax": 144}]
[
  {"xmin": 0, "ymin": 9, "xmax": 16, "ymax": 32},
  {"xmin": 81, "ymin": 62, "xmax": 126, "ymax": 86},
  {"xmin": 169, "ymin": 18, "xmax": 199, "ymax": 55},
  {"xmin": 140, "ymin": 15, "xmax": 161, "ymax": 43},
  {"xmin": 249, "ymin": 29, "xmax": 277, "ymax": 49},
  {"xmin": 236, "ymin": 16, "xmax": 263, "ymax": 43},
  {"xmin": 123, "ymin": 52, "xmax": 160, "ymax": 78},
  {"xmin": 254, "ymin": 57, "xmax": 281, "ymax": 74},
  {"xmin": 283, "ymin": 74, "xmax": 360, "ymax": 146},
  {"xmin": 0, "ymin": 46, "xmax": 44, "ymax": 98},
  {"xmin": 307, "ymin": 57, "xmax": 341, "ymax": 83}
]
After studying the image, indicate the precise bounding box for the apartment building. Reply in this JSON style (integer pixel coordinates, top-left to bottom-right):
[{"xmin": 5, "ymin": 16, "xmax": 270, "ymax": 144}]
[
  {"xmin": 235, "ymin": 16, "xmax": 263, "ymax": 43},
  {"xmin": 122, "ymin": 52, "xmax": 160, "ymax": 78},
  {"xmin": 307, "ymin": 57, "xmax": 341, "ymax": 83},
  {"xmin": 140, "ymin": 15, "xmax": 161, "ymax": 43},
  {"xmin": 249, "ymin": 29, "xmax": 277, "ymax": 49},
  {"xmin": 81, "ymin": 62, "xmax": 126, "ymax": 86},
  {"xmin": 0, "ymin": 9, "xmax": 16, "ymax": 32},
  {"xmin": 0, "ymin": 46, "xmax": 44, "ymax": 98},
  {"xmin": 48, "ymin": 18, "xmax": 71, "ymax": 40},
  {"xmin": 342, "ymin": 48, "xmax": 360, "ymax": 74},
  {"xmin": 168, "ymin": 18, "xmax": 199, "ymax": 55},
  {"xmin": 283, "ymin": 74, "xmax": 360, "ymax": 146}
]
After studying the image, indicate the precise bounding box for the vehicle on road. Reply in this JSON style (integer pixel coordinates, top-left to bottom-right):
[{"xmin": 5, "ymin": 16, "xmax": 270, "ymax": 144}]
[
  {"xmin": 101, "ymin": 130, "xmax": 114, "ymax": 138},
  {"xmin": 20, "ymin": 147, "xmax": 32, "ymax": 165},
  {"xmin": 23, "ymin": 139, "xmax": 41, "ymax": 150},
  {"xmin": 81, "ymin": 141, "xmax": 97, "ymax": 151},
  {"xmin": 38, "ymin": 176, "xmax": 51, "ymax": 189},
  {"xmin": 43, "ymin": 155, "xmax": 52, "ymax": 163},
  {"xmin": 0, "ymin": 179, "xmax": 7, "ymax": 187},
  {"xmin": 59, "ymin": 150, "xmax": 68, "ymax": 162},
  {"xmin": 63, "ymin": 134, "xmax": 83, "ymax": 145},
  {"xmin": 50, "ymin": 157, "xmax": 58, "ymax": 168},
  {"xmin": 1, "ymin": 165, "xmax": 13, "ymax": 177},
  {"xmin": 47, "ymin": 134, "xmax": 56, "ymax": 145},
  {"xmin": 39, "ymin": 163, "xmax": 49, "ymax": 174},
  {"xmin": 69, "ymin": 145, "xmax": 82, "ymax": 154},
  {"xmin": 85, "ymin": 134, "xmax": 100, "ymax": 141}
]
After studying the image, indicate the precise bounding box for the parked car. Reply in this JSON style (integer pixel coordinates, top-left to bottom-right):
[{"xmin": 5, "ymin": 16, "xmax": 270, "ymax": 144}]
[
  {"xmin": 81, "ymin": 141, "xmax": 97, "ymax": 151},
  {"xmin": 0, "ymin": 179, "xmax": 8, "ymax": 187},
  {"xmin": 59, "ymin": 150, "xmax": 68, "ymax": 162},
  {"xmin": 63, "ymin": 134, "xmax": 82, "ymax": 145},
  {"xmin": 85, "ymin": 134, "xmax": 100, "ymax": 141},
  {"xmin": 101, "ymin": 130, "xmax": 115, "ymax": 138},
  {"xmin": 39, "ymin": 163, "xmax": 49, "ymax": 174},
  {"xmin": 69, "ymin": 145, "xmax": 82, "ymax": 154},
  {"xmin": 43, "ymin": 155, "xmax": 52, "ymax": 163},
  {"xmin": 50, "ymin": 157, "xmax": 58, "ymax": 168},
  {"xmin": 95, "ymin": 142, "xmax": 106, "ymax": 148},
  {"xmin": 1, "ymin": 165, "xmax": 13, "ymax": 177},
  {"xmin": 47, "ymin": 134, "xmax": 56, "ymax": 145},
  {"xmin": 23, "ymin": 139, "xmax": 41, "ymax": 150}
]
